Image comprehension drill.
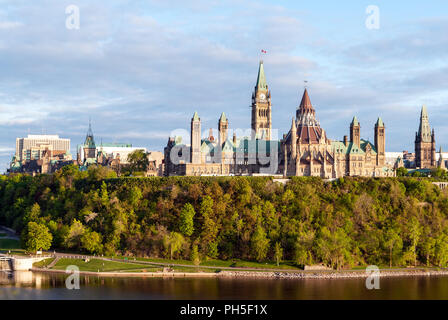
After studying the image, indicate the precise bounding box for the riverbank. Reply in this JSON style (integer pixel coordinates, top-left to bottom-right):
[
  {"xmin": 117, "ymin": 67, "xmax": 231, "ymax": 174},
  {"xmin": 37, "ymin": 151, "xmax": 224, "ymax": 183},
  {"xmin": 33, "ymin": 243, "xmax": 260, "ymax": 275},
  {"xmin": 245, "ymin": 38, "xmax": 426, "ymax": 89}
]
[{"xmin": 29, "ymin": 266, "xmax": 448, "ymax": 280}]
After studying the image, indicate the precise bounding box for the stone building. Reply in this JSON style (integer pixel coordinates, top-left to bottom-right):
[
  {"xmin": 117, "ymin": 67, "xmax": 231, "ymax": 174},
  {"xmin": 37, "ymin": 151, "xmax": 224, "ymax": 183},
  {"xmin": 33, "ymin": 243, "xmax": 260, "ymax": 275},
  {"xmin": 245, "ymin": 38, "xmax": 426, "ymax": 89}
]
[
  {"xmin": 414, "ymin": 105, "xmax": 436, "ymax": 168},
  {"xmin": 164, "ymin": 61, "xmax": 280, "ymax": 176},
  {"xmin": 280, "ymin": 88, "xmax": 394, "ymax": 178},
  {"xmin": 15, "ymin": 134, "xmax": 71, "ymax": 163},
  {"xmin": 164, "ymin": 60, "xmax": 395, "ymax": 178},
  {"xmin": 76, "ymin": 122, "xmax": 155, "ymax": 173},
  {"xmin": 10, "ymin": 134, "xmax": 73, "ymax": 174}
]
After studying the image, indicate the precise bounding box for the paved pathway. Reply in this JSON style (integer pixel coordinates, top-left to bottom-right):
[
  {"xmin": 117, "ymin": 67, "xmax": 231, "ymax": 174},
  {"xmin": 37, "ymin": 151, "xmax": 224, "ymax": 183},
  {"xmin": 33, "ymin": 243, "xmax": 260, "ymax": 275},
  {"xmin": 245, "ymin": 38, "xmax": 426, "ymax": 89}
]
[{"xmin": 46, "ymin": 256, "xmax": 60, "ymax": 269}]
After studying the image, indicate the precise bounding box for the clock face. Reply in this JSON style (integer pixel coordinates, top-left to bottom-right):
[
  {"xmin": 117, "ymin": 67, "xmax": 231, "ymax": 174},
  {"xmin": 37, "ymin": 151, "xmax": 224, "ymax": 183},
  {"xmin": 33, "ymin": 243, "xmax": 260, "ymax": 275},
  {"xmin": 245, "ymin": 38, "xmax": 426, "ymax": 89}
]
[{"xmin": 259, "ymin": 93, "xmax": 266, "ymax": 100}]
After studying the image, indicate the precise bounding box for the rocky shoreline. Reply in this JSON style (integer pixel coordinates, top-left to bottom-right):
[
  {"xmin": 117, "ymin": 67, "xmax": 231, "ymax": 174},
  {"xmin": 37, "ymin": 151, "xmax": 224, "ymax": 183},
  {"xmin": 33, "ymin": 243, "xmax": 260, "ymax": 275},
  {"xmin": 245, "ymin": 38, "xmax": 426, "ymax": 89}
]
[
  {"xmin": 30, "ymin": 267, "xmax": 448, "ymax": 280},
  {"xmin": 218, "ymin": 269, "xmax": 448, "ymax": 279}
]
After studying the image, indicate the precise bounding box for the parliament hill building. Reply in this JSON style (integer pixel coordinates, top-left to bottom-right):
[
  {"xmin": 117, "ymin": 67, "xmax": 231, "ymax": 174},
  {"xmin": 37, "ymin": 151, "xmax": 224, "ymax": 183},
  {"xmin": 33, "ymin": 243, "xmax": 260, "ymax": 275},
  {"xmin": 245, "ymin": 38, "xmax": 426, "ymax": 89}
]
[{"xmin": 164, "ymin": 61, "xmax": 395, "ymax": 177}]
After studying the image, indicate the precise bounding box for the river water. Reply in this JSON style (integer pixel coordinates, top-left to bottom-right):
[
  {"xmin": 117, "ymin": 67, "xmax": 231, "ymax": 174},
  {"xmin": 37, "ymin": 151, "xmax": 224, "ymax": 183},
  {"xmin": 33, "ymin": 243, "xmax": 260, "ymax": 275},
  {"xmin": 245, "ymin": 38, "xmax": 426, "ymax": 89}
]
[{"xmin": 1, "ymin": 271, "xmax": 448, "ymax": 299}]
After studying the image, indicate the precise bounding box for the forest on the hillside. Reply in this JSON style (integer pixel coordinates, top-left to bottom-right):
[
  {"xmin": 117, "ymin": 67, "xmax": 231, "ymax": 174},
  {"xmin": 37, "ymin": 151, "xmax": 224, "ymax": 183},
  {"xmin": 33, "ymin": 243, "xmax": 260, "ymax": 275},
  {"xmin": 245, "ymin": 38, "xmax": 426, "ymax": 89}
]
[{"xmin": 1, "ymin": 165, "xmax": 448, "ymax": 270}]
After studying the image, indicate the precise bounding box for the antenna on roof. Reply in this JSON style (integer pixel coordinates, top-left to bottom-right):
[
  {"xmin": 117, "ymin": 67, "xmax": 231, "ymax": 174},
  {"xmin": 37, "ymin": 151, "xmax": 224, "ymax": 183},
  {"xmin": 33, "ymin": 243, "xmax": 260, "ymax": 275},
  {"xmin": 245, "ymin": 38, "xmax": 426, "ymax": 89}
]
[{"xmin": 304, "ymin": 80, "xmax": 308, "ymax": 89}]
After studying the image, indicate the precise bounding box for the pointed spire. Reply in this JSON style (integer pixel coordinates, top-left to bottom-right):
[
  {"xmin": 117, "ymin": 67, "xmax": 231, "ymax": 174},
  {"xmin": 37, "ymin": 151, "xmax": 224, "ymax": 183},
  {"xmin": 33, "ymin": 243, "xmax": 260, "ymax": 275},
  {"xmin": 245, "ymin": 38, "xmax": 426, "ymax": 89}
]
[
  {"xmin": 421, "ymin": 105, "xmax": 428, "ymax": 118},
  {"xmin": 87, "ymin": 118, "xmax": 93, "ymax": 137},
  {"xmin": 256, "ymin": 60, "xmax": 267, "ymax": 90},
  {"xmin": 298, "ymin": 88, "xmax": 314, "ymax": 112},
  {"xmin": 219, "ymin": 112, "xmax": 227, "ymax": 122},
  {"xmin": 351, "ymin": 116, "xmax": 359, "ymax": 126},
  {"xmin": 291, "ymin": 117, "xmax": 296, "ymax": 130},
  {"xmin": 84, "ymin": 118, "xmax": 95, "ymax": 148},
  {"xmin": 418, "ymin": 105, "xmax": 431, "ymax": 142},
  {"xmin": 376, "ymin": 117, "xmax": 384, "ymax": 127},
  {"xmin": 192, "ymin": 111, "xmax": 200, "ymax": 121}
]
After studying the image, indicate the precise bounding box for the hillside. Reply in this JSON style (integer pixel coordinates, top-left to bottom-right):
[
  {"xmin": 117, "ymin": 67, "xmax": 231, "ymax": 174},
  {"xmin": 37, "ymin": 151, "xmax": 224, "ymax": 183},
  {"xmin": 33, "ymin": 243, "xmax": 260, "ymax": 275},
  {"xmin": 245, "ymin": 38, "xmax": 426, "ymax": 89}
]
[{"xmin": 1, "ymin": 165, "xmax": 448, "ymax": 270}]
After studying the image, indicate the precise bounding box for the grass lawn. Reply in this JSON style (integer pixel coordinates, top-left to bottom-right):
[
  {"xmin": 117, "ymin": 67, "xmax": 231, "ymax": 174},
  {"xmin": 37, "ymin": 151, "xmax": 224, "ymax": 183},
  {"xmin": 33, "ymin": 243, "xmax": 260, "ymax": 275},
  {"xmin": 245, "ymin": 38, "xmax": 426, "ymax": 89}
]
[
  {"xmin": 52, "ymin": 258, "xmax": 155, "ymax": 272},
  {"xmin": 33, "ymin": 258, "xmax": 55, "ymax": 268},
  {"xmin": 0, "ymin": 232, "xmax": 7, "ymax": 237},
  {"xmin": 0, "ymin": 238, "xmax": 21, "ymax": 250},
  {"xmin": 130, "ymin": 256, "xmax": 301, "ymax": 270}
]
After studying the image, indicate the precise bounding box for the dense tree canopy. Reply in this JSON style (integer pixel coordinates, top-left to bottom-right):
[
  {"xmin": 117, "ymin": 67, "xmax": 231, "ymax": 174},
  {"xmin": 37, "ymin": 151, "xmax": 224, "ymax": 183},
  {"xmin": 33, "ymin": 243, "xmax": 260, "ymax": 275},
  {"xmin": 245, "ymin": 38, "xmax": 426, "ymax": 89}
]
[{"xmin": 2, "ymin": 167, "xmax": 448, "ymax": 269}]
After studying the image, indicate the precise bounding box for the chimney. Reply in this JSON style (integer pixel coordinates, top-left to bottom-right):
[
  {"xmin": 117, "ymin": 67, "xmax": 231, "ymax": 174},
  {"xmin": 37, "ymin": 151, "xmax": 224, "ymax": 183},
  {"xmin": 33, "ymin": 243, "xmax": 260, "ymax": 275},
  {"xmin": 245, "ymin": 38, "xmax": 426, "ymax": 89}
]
[{"xmin": 343, "ymin": 135, "xmax": 348, "ymax": 147}]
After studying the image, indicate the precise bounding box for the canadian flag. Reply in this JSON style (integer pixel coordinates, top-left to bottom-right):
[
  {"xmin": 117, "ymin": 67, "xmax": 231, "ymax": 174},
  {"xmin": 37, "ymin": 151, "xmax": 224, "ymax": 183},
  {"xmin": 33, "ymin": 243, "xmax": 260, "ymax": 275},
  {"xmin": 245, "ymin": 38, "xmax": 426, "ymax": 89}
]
[{"xmin": 261, "ymin": 49, "xmax": 267, "ymax": 53}]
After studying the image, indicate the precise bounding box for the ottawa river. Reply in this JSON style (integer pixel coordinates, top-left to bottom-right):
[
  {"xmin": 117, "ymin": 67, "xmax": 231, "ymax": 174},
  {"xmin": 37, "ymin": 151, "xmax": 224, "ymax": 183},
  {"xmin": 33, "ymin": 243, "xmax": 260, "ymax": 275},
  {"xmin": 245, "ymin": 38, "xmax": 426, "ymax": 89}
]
[{"xmin": 2, "ymin": 271, "xmax": 448, "ymax": 299}]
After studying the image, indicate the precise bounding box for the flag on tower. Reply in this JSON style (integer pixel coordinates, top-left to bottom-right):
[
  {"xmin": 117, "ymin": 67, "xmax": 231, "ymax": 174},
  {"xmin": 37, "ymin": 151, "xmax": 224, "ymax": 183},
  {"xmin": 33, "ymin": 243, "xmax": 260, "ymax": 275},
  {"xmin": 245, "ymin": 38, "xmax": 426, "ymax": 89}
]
[{"xmin": 261, "ymin": 49, "xmax": 267, "ymax": 53}]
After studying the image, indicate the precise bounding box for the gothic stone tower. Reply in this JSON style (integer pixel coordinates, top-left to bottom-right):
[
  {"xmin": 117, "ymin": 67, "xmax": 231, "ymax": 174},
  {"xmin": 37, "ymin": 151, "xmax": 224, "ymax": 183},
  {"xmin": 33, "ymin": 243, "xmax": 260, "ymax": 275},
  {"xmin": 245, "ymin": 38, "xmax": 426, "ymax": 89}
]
[
  {"xmin": 374, "ymin": 117, "xmax": 385, "ymax": 166},
  {"xmin": 251, "ymin": 60, "xmax": 271, "ymax": 140},
  {"xmin": 284, "ymin": 88, "xmax": 330, "ymax": 177},
  {"xmin": 415, "ymin": 105, "xmax": 436, "ymax": 168},
  {"xmin": 350, "ymin": 116, "xmax": 361, "ymax": 147},
  {"xmin": 191, "ymin": 111, "xmax": 201, "ymax": 164},
  {"xmin": 218, "ymin": 112, "xmax": 228, "ymax": 145},
  {"xmin": 83, "ymin": 121, "xmax": 96, "ymax": 160}
]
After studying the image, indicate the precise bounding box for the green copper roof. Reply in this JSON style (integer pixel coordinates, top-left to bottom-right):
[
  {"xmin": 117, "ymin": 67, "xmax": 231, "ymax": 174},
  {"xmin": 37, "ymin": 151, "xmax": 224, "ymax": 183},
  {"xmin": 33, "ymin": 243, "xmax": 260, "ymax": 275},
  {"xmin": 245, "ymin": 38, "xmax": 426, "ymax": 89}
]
[
  {"xmin": 376, "ymin": 117, "xmax": 384, "ymax": 127},
  {"xmin": 192, "ymin": 111, "xmax": 200, "ymax": 121},
  {"xmin": 222, "ymin": 139, "xmax": 234, "ymax": 152},
  {"xmin": 351, "ymin": 116, "xmax": 359, "ymax": 126},
  {"xmin": 84, "ymin": 120, "xmax": 96, "ymax": 148},
  {"xmin": 219, "ymin": 112, "xmax": 227, "ymax": 122},
  {"xmin": 100, "ymin": 143, "xmax": 133, "ymax": 148},
  {"xmin": 200, "ymin": 140, "xmax": 214, "ymax": 153},
  {"xmin": 84, "ymin": 135, "xmax": 96, "ymax": 148},
  {"xmin": 256, "ymin": 60, "xmax": 267, "ymax": 90},
  {"xmin": 331, "ymin": 139, "xmax": 377, "ymax": 155}
]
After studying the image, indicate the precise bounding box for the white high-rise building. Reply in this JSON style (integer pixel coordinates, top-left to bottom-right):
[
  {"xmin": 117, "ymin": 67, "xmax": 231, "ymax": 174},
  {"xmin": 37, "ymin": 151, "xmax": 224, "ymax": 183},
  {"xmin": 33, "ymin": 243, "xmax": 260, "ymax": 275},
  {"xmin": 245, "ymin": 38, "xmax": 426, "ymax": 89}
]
[{"xmin": 16, "ymin": 135, "xmax": 71, "ymax": 162}]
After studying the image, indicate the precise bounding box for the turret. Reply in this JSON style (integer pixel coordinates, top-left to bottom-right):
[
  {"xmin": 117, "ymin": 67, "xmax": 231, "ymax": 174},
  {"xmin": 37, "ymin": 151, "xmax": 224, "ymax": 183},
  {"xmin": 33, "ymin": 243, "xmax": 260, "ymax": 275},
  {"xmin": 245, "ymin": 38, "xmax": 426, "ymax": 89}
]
[
  {"xmin": 218, "ymin": 112, "xmax": 228, "ymax": 146},
  {"xmin": 191, "ymin": 111, "xmax": 201, "ymax": 164},
  {"xmin": 291, "ymin": 117, "xmax": 297, "ymax": 159},
  {"xmin": 251, "ymin": 60, "xmax": 271, "ymax": 140},
  {"xmin": 374, "ymin": 117, "xmax": 385, "ymax": 166},
  {"xmin": 350, "ymin": 116, "xmax": 360, "ymax": 147}
]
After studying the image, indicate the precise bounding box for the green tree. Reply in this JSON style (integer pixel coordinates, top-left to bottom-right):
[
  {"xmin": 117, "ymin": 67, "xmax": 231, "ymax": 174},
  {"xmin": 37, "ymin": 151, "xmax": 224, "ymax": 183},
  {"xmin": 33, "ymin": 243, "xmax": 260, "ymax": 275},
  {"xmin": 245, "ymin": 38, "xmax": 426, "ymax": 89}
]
[
  {"xmin": 274, "ymin": 242, "xmax": 283, "ymax": 266},
  {"xmin": 294, "ymin": 230, "xmax": 315, "ymax": 266},
  {"xmin": 190, "ymin": 244, "xmax": 200, "ymax": 266},
  {"xmin": 179, "ymin": 203, "xmax": 195, "ymax": 236},
  {"xmin": 127, "ymin": 149, "xmax": 149, "ymax": 174},
  {"xmin": 435, "ymin": 234, "xmax": 448, "ymax": 267},
  {"xmin": 64, "ymin": 219, "xmax": 86, "ymax": 250},
  {"xmin": 23, "ymin": 203, "xmax": 41, "ymax": 224},
  {"xmin": 163, "ymin": 232, "xmax": 185, "ymax": 259},
  {"xmin": 316, "ymin": 227, "xmax": 351, "ymax": 270},
  {"xmin": 23, "ymin": 222, "xmax": 53, "ymax": 252},
  {"xmin": 251, "ymin": 225, "xmax": 270, "ymax": 262},
  {"xmin": 396, "ymin": 167, "xmax": 408, "ymax": 177},
  {"xmin": 200, "ymin": 196, "xmax": 219, "ymax": 256},
  {"xmin": 81, "ymin": 230, "xmax": 103, "ymax": 254},
  {"xmin": 407, "ymin": 217, "xmax": 422, "ymax": 267},
  {"xmin": 384, "ymin": 229, "xmax": 402, "ymax": 268}
]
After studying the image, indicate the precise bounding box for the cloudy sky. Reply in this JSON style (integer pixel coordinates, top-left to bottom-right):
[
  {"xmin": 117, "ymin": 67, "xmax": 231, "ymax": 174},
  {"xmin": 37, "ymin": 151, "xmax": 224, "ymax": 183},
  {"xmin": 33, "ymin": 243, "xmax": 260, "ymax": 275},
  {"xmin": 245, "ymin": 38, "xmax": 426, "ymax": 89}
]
[{"xmin": 1, "ymin": 0, "xmax": 448, "ymax": 172}]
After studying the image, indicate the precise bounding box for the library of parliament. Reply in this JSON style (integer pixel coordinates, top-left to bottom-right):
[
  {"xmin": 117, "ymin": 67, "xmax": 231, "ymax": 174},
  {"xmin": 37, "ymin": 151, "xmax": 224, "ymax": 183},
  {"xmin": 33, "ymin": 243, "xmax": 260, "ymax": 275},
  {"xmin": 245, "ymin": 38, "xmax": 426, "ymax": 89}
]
[{"xmin": 164, "ymin": 61, "xmax": 396, "ymax": 178}]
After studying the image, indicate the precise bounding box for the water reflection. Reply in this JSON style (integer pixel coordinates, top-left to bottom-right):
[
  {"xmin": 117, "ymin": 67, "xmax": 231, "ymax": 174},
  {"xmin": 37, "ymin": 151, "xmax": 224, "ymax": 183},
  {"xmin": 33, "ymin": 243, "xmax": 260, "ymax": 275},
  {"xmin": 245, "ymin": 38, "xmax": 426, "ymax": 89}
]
[{"xmin": 1, "ymin": 271, "xmax": 448, "ymax": 299}]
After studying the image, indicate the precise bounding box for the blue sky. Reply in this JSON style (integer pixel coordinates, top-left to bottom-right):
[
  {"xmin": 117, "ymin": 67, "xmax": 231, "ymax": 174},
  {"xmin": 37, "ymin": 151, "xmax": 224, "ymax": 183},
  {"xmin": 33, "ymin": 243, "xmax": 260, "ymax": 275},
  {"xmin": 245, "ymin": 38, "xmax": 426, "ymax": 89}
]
[{"xmin": 1, "ymin": 0, "xmax": 448, "ymax": 172}]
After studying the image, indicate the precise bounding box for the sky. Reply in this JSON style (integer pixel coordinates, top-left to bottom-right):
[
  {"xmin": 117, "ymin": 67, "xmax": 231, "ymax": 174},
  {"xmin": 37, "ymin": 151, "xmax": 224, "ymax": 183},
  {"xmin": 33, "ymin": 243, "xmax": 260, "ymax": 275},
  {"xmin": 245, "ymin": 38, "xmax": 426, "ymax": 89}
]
[{"xmin": 1, "ymin": 0, "xmax": 448, "ymax": 172}]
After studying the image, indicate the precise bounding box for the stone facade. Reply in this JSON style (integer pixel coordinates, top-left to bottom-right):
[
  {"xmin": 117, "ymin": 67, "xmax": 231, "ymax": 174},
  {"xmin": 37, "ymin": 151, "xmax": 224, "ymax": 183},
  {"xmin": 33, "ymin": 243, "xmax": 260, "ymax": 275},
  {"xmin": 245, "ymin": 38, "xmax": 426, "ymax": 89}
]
[
  {"xmin": 414, "ymin": 105, "xmax": 436, "ymax": 168},
  {"xmin": 164, "ymin": 61, "xmax": 279, "ymax": 177},
  {"xmin": 280, "ymin": 89, "xmax": 394, "ymax": 178},
  {"xmin": 164, "ymin": 60, "xmax": 395, "ymax": 178}
]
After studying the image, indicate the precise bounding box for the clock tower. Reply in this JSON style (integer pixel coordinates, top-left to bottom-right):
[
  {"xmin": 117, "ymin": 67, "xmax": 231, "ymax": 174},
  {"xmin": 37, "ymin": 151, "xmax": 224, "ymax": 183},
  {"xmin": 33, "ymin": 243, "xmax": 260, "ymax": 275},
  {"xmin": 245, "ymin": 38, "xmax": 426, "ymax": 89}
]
[{"xmin": 251, "ymin": 60, "xmax": 271, "ymax": 140}]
